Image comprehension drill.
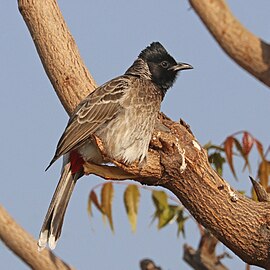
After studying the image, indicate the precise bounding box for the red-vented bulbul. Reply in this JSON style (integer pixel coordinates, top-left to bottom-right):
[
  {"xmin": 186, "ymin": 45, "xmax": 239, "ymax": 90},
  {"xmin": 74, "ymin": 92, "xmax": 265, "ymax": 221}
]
[{"xmin": 38, "ymin": 42, "xmax": 192, "ymax": 250}]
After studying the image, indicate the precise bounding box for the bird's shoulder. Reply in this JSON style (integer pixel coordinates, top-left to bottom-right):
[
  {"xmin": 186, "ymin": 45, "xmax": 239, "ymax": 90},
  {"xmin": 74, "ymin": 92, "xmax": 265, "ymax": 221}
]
[
  {"xmin": 71, "ymin": 75, "xmax": 135, "ymax": 114},
  {"xmin": 86, "ymin": 75, "xmax": 137, "ymax": 100}
]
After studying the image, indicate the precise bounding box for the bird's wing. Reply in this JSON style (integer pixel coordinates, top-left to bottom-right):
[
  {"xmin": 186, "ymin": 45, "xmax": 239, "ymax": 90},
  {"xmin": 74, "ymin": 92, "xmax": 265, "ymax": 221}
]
[{"xmin": 47, "ymin": 76, "xmax": 132, "ymax": 168}]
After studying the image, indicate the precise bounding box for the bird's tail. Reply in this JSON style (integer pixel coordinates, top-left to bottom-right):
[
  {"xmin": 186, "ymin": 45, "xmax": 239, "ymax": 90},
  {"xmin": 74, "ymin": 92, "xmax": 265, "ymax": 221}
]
[{"xmin": 38, "ymin": 161, "xmax": 83, "ymax": 251}]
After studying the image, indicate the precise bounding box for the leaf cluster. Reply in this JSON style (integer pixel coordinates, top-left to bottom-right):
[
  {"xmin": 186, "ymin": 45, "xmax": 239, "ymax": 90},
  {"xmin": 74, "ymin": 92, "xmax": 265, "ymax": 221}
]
[
  {"xmin": 87, "ymin": 184, "xmax": 187, "ymax": 236},
  {"xmin": 205, "ymin": 131, "xmax": 270, "ymax": 199}
]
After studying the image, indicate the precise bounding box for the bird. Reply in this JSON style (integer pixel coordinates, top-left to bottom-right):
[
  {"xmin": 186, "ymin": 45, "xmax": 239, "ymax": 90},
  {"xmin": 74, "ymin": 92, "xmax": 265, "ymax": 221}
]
[{"xmin": 38, "ymin": 41, "xmax": 193, "ymax": 250}]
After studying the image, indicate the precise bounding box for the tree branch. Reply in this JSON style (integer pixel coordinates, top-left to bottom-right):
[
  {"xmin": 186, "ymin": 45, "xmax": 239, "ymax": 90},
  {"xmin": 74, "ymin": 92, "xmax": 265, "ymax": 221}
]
[
  {"xmin": 0, "ymin": 205, "xmax": 75, "ymax": 270},
  {"xmin": 250, "ymin": 176, "xmax": 270, "ymax": 202},
  {"xmin": 140, "ymin": 258, "xmax": 162, "ymax": 270},
  {"xmin": 18, "ymin": 0, "xmax": 97, "ymax": 114},
  {"xmin": 9, "ymin": 0, "xmax": 270, "ymax": 269},
  {"xmin": 189, "ymin": 0, "xmax": 270, "ymax": 88},
  {"xmin": 183, "ymin": 230, "xmax": 229, "ymax": 270}
]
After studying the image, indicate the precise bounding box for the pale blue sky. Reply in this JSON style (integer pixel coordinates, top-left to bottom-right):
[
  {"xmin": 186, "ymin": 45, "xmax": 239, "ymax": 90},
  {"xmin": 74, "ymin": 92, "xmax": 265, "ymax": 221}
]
[{"xmin": 1, "ymin": 1, "xmax": 270, "ymax": 269}]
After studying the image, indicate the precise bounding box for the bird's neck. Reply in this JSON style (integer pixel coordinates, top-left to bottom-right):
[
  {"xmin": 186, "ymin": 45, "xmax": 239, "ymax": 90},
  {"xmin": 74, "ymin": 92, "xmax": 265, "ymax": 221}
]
[{"xmin": 125, "ymin": 58, "xmax": 152, "ymax": 80}]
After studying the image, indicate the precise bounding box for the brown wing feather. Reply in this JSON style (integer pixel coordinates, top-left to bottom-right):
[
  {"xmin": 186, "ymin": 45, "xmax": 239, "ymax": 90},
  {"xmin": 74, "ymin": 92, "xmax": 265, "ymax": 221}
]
[{"xmin": 47, "ymin": 76, "xmax": 132, "ymax": 169}]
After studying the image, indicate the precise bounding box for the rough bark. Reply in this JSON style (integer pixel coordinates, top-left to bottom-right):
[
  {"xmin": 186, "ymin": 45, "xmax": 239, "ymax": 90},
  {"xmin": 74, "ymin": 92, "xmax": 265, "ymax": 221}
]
[
  {"xmin": 1, "ymin": 0, "xmax": 268, "ymax": 269},
  {"xmin": 189, "ymin": 0, "xmax": 270, "ymax": 88},
  {"xmin": 0, "ymin": 205, "xmax": 75, "ymax": 270}
]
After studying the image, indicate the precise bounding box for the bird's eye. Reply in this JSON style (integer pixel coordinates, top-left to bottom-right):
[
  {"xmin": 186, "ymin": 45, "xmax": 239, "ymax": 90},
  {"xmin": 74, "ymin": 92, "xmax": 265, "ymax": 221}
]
[{"xmin": 161, "ymin": 61, "xmax": 169, "ymax": 68}]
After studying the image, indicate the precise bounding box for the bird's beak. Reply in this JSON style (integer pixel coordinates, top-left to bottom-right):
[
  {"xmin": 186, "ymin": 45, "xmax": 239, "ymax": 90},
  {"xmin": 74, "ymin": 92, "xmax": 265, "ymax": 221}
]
[{"xmin": 169, "ymin": 62, "xmax": 193, "ymax": 72}]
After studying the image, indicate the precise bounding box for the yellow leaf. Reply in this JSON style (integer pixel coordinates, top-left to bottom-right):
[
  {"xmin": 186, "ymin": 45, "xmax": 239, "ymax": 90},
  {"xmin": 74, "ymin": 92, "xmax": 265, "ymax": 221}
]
[
  {"xmin": 124, "ymin": 185, "xmax": 140, "ymax": 232},
  {"xmin": 157, "ymin": 206, "xmax": 175, "ymax": 229},
  {"xmin": 152, "ymin": 190, "xmax": 168, "ymax": 211},
  {"xmin": 101, "ymin": 182, "xmax": 114, "ymax": 232},
  {"xmin": 258, "ymin": 160, "xmax": 270, "ymax": 189},
  {"xmin": 152, "ymin": 191, "xmax": 179, "ymax": 229}
]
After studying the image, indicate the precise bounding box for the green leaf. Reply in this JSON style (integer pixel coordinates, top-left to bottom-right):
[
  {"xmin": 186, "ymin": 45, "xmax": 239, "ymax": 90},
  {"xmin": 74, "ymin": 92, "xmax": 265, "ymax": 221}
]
[
  {"xmin": 124, "ymin": 185, "xmax": 140, "ymax": 232},
  {"xmin": 208, "ymin": 152, "xmax": 226, "ymax": 176},
  {"xmin": 152, "ymin": 191, "xmax": 182, "ymax": 230},
  {"xmin": 204, "ymin": 142, "xmax": 224, "ymax": 152},
  {"xmin": 157, "ymin": 205, "xmax": 177, "ymax": 229},
  {"xmin": 176, "ymin": 209, "xmax": 188, "ymax": 237},
  {"xmin": 101, "ymin": 182, "xmax": 114, "ymax": 232}
]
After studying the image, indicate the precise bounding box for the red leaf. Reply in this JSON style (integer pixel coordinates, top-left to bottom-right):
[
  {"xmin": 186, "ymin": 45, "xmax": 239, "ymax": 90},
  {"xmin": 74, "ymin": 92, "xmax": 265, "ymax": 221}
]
[
  {"xmin": 234, "ymin": 138, "xmax": 251, "ymax": 172},
  {"xmin": 242, "ymin": 131, "xmax": 254, "ymax": 156},
  {"xmin": 224, "ymin": 136, "xmax": 237, "ymax": 178},
  {"xmin": 89, "ymin": 190, "xmax": 104, "ymax": 214},
  {"xmin": 255, "ymin": 139, "xmax": 264, "ymax": 160}
]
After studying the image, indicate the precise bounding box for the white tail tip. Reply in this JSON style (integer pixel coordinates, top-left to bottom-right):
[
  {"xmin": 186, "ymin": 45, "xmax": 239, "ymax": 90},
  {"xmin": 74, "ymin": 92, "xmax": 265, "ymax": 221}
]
[
  {"xmin": 49, "ymin": 235, "xmax": 58, "ymax": 250},
  {"xmin": 38, "ymin": 230, "xmax": 48, "ymax": 252}
]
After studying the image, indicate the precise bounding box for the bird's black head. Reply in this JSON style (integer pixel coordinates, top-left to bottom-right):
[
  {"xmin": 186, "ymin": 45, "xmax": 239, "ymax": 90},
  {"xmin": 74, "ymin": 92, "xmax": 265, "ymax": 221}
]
[{"xmin": 139, "ymin": 42, "xmax": 193, "ymax": 94}]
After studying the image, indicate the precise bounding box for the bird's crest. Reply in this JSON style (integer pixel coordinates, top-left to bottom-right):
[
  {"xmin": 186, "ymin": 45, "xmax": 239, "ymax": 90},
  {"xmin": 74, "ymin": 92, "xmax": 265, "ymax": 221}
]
[{"xmin": 139, "ymin": 42, "xmax": 176, "ymax": 64}]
